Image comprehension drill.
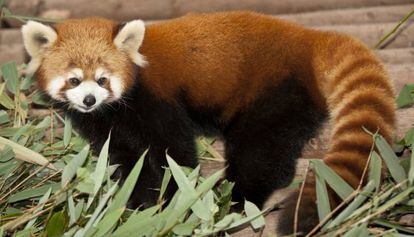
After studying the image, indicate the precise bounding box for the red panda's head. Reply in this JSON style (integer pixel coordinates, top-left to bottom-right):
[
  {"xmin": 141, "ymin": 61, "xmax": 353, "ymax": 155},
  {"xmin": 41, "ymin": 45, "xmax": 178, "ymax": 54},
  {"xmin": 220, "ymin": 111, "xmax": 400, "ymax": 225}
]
[{"xmin": 21, "ymin": 17, "xmax": 146, "ymax": 112}]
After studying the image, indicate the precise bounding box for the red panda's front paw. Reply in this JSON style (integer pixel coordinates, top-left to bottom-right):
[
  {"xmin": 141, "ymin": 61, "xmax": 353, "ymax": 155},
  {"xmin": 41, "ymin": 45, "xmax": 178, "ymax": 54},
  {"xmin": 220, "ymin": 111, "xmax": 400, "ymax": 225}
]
[{"xmin": 277, "ymin": 190, "xmax": 319, "ymax": 236}]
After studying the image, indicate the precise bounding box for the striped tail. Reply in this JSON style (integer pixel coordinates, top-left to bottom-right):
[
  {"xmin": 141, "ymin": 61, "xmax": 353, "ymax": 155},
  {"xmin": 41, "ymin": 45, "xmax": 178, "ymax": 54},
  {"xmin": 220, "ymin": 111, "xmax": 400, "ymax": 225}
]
[{"xmin": 278, "ymin": 33, "xmax": 396, "ymax": 235}]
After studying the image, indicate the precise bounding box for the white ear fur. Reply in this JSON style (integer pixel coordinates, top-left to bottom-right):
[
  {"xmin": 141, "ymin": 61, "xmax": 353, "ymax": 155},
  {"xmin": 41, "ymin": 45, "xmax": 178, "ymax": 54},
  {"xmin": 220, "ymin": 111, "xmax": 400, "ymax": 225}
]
[
  {"xmin": 114, "ymin": 20, "xmax": 147, "ymax": 67},
  {"xmin": 21, "ymin": 21, "xmax": 57, "ymax": 75}
]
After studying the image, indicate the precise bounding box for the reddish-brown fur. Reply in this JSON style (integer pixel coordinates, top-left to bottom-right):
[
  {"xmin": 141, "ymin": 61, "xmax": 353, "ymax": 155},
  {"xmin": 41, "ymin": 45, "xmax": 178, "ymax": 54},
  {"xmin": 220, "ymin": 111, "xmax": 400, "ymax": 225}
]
[{"xmin": 37, "ymin": 11, "xmax": 396, "ymax": 234}]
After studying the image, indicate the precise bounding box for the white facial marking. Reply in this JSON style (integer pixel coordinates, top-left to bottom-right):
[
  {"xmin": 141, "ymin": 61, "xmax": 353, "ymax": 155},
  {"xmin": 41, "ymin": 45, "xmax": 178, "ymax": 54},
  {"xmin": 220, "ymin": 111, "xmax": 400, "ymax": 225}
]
[
  {"xmin": 95, "ymin": 67, "xmax": 105, "ymax": 79},
  {"xmin": 47, "ymin": 76, "xmax": 65, "ymax": 100},
  {"xmin": 95, "ymin": 67, "xmax": 124, "ymax": 100},
  {"xmin": 69, "ymin": 68, "xmax": 83, "ymax": 79},
  {"xmin": 47, "ymin": 68, "xmax": 84, "ymax": 101},
  {"xmin": 110, "ymin": 76, "xmax": 123, "ymax": 99},
  {"xmin": 66, "ymin": 81, "xmax": 109, "ymax": 113}
]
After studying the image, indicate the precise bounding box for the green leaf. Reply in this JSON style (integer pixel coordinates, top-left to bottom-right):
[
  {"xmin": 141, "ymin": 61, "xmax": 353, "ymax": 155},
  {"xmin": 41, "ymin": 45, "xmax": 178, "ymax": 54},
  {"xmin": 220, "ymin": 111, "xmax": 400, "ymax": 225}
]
[
  {"xmin": 0, "ymin": 110, "xmax": 9, "ymax": 124},
  {"xmin": 375, "ymin": 134, "xmax": 407, "ymax": 187},
  {"xmin": 244, "ymin": 200, "xmax": 265, "ymax": 230},
  {"xmin": 77, "ymin": 182, "xmax": 118, "ymax": 237},
  {"xmin": 8, "ymin": 183, "xmax": 60, "ymax": 203},
  {"xmin": 172, "ymin": 219, "xmax": 199, "ymax": 236},
  {"xmin": 107, "ymin": 150, "xmax": 146, "ymax": 213},
  {"xmin": 159, "ymin": 167, "xmax": 171, "ymax": 201},
  {"xmin": 224, "ymin": 208, "xmax": 267, "ymax": 231},
  {"xmin": 0, "ymin": 144, "xmax": 14, "ymax": 162},
  {"xmin": 159, "ymin": 165, "xmax": 224, "ymax": 235},
  {"xmin": 46, "ymin": 211, "xmax": 67, "ymax": 237},
  {"xmin": 374, "ymin": 218, "xmax": 414, "ymax": 235},
  {"xmin": 0, "ymin": 83, "xmax": 15, "ymax": 109},
  {"xmin": 369, "ymin": 151, "xmax": 382, "ymax": 191},
  {"xmin": 20, "ymin": 76, "xmax": 35, "ymax": 91},
  {"xmin": 312, "ymin": 160, "xmax": 354, "ymax": 200},
  {"xmin": 112, "ymin": 205, "xmax": 160, "ymax": 236},
  {"xmin": 314, "ymin": 160, "xmax": 331, "ymax": 221},
  {"xmin": 166, "ymin": 155, "xmax": 210, "ymax": 220},
  {"xmin": 326, "ymin": 181, "xmax": 375, "ymax": 229},
  {"xmin": 0, "ymin": 136, "xmax": 55, "ymax": 170},
  {"xmin": 343, "ymin": 223, "xmax": 369, "ymax": 237},
  {"xmin": 63, "ymin": 116, "xmax": 72, "ymax": 147},
  {"xmin": 410, "ymin": 144, "xmax": 414, "ymax": 185},
  {"xmin": 68, "ymin": 192, "xmax": 77, "ymax": 225},
  {"xmin": 31, "ymin": 90, "xmax": 49, "ymax": 105},
  {"xmin": 61, "ymin": 145, "xmax": 90, "ymax": 187},
  {"xmin": 93, "ymin": 132, "xmax": 110, "ymax": 195},
  {"xmin": 25, "ymin": 187, "xmax": 52, "ymax": 229},
  {"xmin": 15, "ymin": 228, "xmax": 31, "ymax": 237},
  {"xmin": 93, "ymin": 207, "xmax": 125, "ymax": 237},
  {"xmin": 1, "ymin": 61, "xmax": 19, "ymax": 95},
  {"xmin": 396, "ymin": 84, "xmax": 414, "ymax": 108}
]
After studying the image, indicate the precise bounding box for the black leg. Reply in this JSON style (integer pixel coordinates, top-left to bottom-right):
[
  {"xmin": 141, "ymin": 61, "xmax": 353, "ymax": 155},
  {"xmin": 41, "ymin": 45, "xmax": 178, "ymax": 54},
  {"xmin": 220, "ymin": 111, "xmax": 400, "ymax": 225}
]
[
  {"xmin": 224, "ymin": 123, "xmax": 300, "ymax": 208},
  {"xmin": 223, "ymin": 79, "xmax": 325, "ymax": 208}
]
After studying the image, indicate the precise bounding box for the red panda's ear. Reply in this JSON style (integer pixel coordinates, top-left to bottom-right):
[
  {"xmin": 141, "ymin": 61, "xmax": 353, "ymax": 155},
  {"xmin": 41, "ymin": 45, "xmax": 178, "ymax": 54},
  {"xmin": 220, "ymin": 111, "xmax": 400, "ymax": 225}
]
[
  {"xmin": 113, "ymin": 20, "xmax": 147, "ymax": 67},
  {"xmin": 21, "ymin": 21, "xmax": 57, "ymax": 75}
]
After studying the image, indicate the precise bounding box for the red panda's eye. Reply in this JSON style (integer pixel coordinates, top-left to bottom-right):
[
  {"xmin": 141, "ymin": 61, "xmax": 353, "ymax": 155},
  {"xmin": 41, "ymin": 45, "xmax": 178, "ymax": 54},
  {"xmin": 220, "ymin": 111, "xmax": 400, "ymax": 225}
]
[
  {"xmin": 97, "ymin": 77, "xmax": 107, "ymax": 87},
  {"xmin": 69, "ymin": 77, "xmax": 81, "ymax": 86}
]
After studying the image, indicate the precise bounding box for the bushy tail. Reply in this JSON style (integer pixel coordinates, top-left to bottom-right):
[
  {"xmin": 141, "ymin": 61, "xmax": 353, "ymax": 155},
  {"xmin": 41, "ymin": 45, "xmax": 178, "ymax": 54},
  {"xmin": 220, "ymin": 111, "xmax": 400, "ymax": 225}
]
[{"xmin": 278, "ymin": 33, "xmax": 396, "ymax": 235}]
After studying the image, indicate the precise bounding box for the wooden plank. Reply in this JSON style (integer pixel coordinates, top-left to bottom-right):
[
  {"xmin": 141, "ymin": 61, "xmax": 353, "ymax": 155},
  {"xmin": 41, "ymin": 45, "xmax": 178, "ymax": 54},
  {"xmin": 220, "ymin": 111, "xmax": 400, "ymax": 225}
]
[
  {"xmin": 316, "ymin": 22, "xmax": 414, "ymax": 48},
  {"xmin": 376, "ymin": 48, "xmax": 414, "ymax": 64},
  {"xmin": 278, "ymin": 4, "xmax": 414, "ymax": 26},
  {"xmin": 3, "ymin": 0, "xmax": 413, "ymax": 27},
  {"xmin": 172, "ymin": 0, "xmax": 414, "ymax": 19}
]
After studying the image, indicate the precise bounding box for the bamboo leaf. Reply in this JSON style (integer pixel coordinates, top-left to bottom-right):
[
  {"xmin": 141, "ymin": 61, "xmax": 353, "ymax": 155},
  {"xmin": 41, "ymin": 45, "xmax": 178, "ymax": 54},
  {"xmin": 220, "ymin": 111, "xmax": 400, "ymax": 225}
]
[
  {"xmin": 68, "ymin": 192, "xmax": 77, "ymax": 225},
  {"xmin": 61, "ymin": 145, "xmax": 89, "ymax": 187},
  {"xmin": 244, "ymin": 200, "xmax": 265, "ymax": 230},
  {"xmin": 46, "ymin": 211, "xmax": 67, "ymax": 237},
  {"xmin": 409, "ymin": 144, "xmax": 414, "ymax": 185},
  {"xmin": 326, "ymin": 181, "xmax": 375, "ymax": 229},
  {"xmin": 112, "ymin": 205, "xmax": 160, "ymax": 236},
  {"xmin": 92, "ymin": 207, "xmax": 125, "ymax": 237},
  {"xmin": 0, "ymin": 110, "xmax": 9, "ymax": 124},
  {"xmin": 314, "ymin": 160, "xmax": 331, "ymax": 221},
  {"xmin": 159, "ymin": 167, "xmax": 171, "ymax": 201},
  {"xmin": 76, "ymin": 182, "xmax": 118, "ymax": 237},
  {"xmin": 107, "ymin": 150, "xmax": 146, "ymax": 213},
  {"xmin": 343, "ymin": 223, "xmax": 369, "ymax": 237},
  {"xmin": 63, "ymin": 116, "xmax": 72, "ymax": 147},
  {"xmin": 369, "ymin": 151, "xmax": 382, "ymax": 191},
  {"xmin": 24, "ymin": 187, "xmax": 52, "ymax": 229},
  {"xmin": 86, "ymin": 133, "xmax": 111, "ymax": 209},
  {"xmin": 375, "ymin": 134, "xmax": 407, "ymax": 187},
  {"xmin": 312, "ymin": 160, "xmax": 354, "ymax": 200},
  {"xmin": 396, "ymin": 84, "xmax": 414, "ymax": 108},
  {"xmin": 0, "ymin": 136, "xmax": 56, "ymax": 170},
  {"xmin": 1, "ymin": 61, "xmax": 19, "ymax": 95},
  {"xmin": 8, "ymin": 183, "xmax": 59, "ymax": 203},
  {"xmin": 166, "ymin": 155, "xmax": 210, "ymax": 220}
]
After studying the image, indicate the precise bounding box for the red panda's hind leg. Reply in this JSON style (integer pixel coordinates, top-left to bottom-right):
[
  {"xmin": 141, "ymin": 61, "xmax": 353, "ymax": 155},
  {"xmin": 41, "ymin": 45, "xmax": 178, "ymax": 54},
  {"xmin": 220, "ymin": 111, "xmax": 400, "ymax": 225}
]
[{"xmin": 223, "ymin": 78, "xmax": 326, "ymax": 209}]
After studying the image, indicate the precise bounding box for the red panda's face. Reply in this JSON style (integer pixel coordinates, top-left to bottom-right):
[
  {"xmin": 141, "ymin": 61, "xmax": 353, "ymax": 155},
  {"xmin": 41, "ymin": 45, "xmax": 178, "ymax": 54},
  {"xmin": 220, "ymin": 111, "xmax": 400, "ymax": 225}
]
[{"xmin": 22, "ymin": 18, "xmax": 146, "ymax": 112}]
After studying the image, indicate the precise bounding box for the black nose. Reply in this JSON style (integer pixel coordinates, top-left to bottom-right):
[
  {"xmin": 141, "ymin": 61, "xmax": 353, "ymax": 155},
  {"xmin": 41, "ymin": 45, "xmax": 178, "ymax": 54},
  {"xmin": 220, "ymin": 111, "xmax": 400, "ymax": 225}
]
[{"xmin": 83, "ymin": 95, "xmax": 96, "ymax": 107}]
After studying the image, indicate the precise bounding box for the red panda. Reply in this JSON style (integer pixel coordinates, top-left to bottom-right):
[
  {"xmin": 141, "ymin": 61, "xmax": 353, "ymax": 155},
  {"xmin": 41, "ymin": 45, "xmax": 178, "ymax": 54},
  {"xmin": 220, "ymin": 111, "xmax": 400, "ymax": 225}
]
[{"xmin": 21, "ymin": 11, "xmax": 396, "ymax": 235}]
